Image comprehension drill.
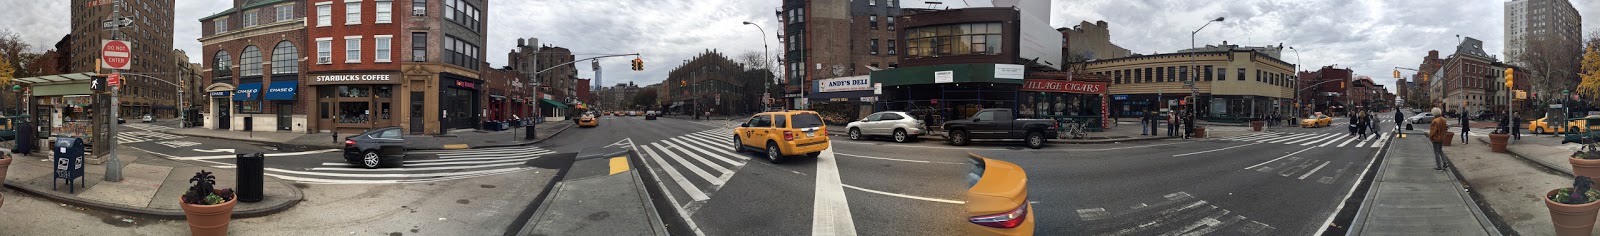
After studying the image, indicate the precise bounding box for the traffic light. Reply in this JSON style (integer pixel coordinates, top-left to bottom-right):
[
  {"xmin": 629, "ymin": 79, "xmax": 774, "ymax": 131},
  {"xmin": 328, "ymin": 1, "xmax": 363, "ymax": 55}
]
[
  {"xmin": 1504, "ymin": 68, "xmax": 1515, "ymax": 88},
  {"xmin": 1392, "ymin": 70, "xmax": 1400, "ymax": 79},
  {"xmin": 630, "ymin": 58, "xmax": 644, "ymax": 71},
  {"xmin": 1422, "ymin": 73, "xmax": 1429, "ymax": 83}
]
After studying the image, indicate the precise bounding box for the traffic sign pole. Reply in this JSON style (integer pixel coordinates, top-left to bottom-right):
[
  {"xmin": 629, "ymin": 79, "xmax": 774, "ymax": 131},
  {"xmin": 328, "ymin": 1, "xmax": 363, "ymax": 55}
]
[{"xmin": 104, "ymin": 0, "xmax": 125, "ymax": 182}]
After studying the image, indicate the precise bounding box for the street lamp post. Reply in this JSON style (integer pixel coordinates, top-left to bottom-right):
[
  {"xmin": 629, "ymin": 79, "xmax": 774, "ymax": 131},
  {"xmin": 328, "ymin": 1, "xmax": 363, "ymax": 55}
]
[
  {"xmin": 1189, "ymin": 17, "xmax": 1224, "ymax": 120},
  {"xmin": 743, "ymin": 21, "xmax": 773, "ymax": 112},
  {"xmin": 1290, "ymin": 47, "xmax": 1301, "ymax": 118}
]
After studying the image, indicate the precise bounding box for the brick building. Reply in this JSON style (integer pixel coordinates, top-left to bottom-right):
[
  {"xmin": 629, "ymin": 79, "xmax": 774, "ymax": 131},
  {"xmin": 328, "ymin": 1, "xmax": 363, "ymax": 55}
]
[
  {"xmin": 72, "ymin": 0, "xmax": 178, "ymax": 119},
  {"xmin": 1430, "ymin": 37, "xmax": 1497, "ymax": 113},
  {"xmin": 778, "ymin": 0, "xmax": 902, "ymax": 109},
  {"xmin": 199, "ymin": 0, "xmax": 309, "ymax": 132},
  {"xmin": 1298, "ymin": 66, "xmax": 1353, "ymax": 115},
  {"xmin": 664, "ymin": 50, "xmax": 749, "ymax": 116},
  {"xmin": 534, "ymin": 45, "xmax": 576, "ymax": 120}
]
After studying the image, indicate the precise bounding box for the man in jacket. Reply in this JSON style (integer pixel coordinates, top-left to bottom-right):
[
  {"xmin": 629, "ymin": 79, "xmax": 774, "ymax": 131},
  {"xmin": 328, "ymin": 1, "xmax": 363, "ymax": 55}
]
[
  {"xmin": 1512, "ymin": 115, "xmax": 1523, "ymax": 140},
  {"xmin": 1460, "ymin": 111, "xmax": 1471, "ymax": 144},
  {"xmin": 1429, "ymin": 107, "xmax": 1451, "ymax": 171},
  {"xmin": 1140, "ymin": 111, "xmax": 1150, "ymax": 135},
  {"xmin": 1393, "ymin": 109, "xmax": 1405, "ymax": 133}
]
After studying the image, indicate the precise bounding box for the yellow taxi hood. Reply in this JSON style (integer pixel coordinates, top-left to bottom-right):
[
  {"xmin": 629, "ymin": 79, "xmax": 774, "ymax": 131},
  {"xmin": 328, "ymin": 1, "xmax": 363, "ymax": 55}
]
[{"xmin": 966, "ymin": 153, "xmax": 1029, "ymax": 216}]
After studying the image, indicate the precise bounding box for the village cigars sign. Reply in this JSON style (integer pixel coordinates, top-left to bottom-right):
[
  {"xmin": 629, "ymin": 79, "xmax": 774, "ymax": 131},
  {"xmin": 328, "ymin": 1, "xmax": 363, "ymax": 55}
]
[{"xmin": 1019, "ymin": 79, "xmax": 1106, "ymax": 94}]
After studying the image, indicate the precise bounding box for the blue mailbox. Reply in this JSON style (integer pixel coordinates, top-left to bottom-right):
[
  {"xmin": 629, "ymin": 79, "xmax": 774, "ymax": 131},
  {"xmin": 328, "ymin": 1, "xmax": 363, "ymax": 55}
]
[{"xmin": 53, "ymin": 137, "xmax": 85, "ymax": 193}]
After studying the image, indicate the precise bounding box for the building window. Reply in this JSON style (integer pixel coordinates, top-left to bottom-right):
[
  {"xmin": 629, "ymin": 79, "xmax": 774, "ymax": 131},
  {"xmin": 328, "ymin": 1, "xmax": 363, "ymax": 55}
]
[
  {"xmin": 276, "ymin": 5, "xmax": 293, "ymax": 22},
  {"xmin": 444, "ymin": 0, "xmax": 455, "ymax": 20},
  {"xmin": 1203, "ymin": 66, "xmax": 1213, "ymax": 81},
  {"xmin": 905, "ymin": 22, "xmax": 1002, "ymax": 57},
  {"xmin": 375, "ymin": 35, "xmax": 392, "ymax": 62},
  {"xmin": 213, "ymin": 51, "xmax": 232, "ymax": 80},
  {"xmin": 797, "ymin": 8, "xmax": 804, "ymax": 22},
  {"xmin": 376, "ymin": 0, "xmax": 392, "ymax": 23},
  {"xmin": 869, "ymin": 0, "xmax": 875, "ymax": 6},
  {"xmin": 215, "ymin": 17, "xmax": 228, "ymax": 33},
  {"xmin": 345, "ymin": 37, "xmax": 361, "ymax": 63},
  {"xmin": 413, "ymin": 0, "xmax": 426, "ymax": 15},
  {"xmin": 345, "ymin": 2, "xmax": 361, "ymax": 25},
  {"xmin": 316, "ymin": 3, "xmax": 331, "ymax": 26},
  {"xmin": 271, "ymin": 41, "xmax": 298, "ymax": 74},
  {"xmin": 1167, "ymin": 66, "xmax": 1176, "ymax": 82},
  {"xmin": 888, "ymin": 17, "xmax": 895, "ymax": 30},
  {"xmin": 240, "ymin": 46, "xmax": 262, "ymax": 76},
  {"xmin": 1237, "ymin": 68, "xmax": 1245, "ymax": 81},
  {"xmin": 887, "ymin": 40, "xmax": 896, "ymax": 55},
  {"xmin": 870, "ymin": 39, "xmax": 879, "ymax": 55},
  {"xmin": 243, "ymin": 10, "xmax": 257, "ymax": 27},
  {"xmin": 870, "ymin": 15, "xmax": 878, "ymax": 30},
  {"xmin": 412, "ymin": 32, "xmax": 427, "ymax": 62},
  {"xmin": 316, "ymin": 38, "xmax": 332, "ymax": 64}
]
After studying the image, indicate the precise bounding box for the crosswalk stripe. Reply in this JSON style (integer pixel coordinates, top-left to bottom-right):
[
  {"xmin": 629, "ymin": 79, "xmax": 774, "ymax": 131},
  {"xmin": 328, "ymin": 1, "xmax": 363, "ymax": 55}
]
[
  {"xmin": 1358, "ymin": 133, "xmax": 1388, "ymax": 147},
  {"xmin": 676, "ymin": 134, "xmax": 750, "ymax": 161},
  {"xmin": 1222, "ymin": 133, "xmax": 1274, "ymax": 141},
  {"xmin": 310, "ymin": 161, "xmax": 531, "ymax": 171},
  {"xmin": 1281, "ymin": 133, "xmax": 1328, "ymax": 145},
  {"xmin": 665, "ymin": 138, "xmax": 740, "ymax": 169},
  {"xmin": 1318, "ymin": 135, "xmax": 1352, "ymax": 147},
  {"xmin": 1336, "ymin": 135, "xmax": 1361, "ymax": 147},
  {"xmin": 433, "ymin": 150, "xmax": 554, "ymax": 159},
  {"xmin": 1272, "ymin": 133, "xmax": 1322, "ymax": 144},
  {"xmin": 1235, "ymin": 133, "xmax": 1291, "ymax": 142},
  {"xmin": 652, "ymin": 142, "xmax": 725, "ymax": 186},
  {"xmin": 1251, "ymin": 133, "xmax": 1305, "ymax": 143},
  {"xmin": 1296, "ymin": 134, "xmax": 1341, "ymax": 146},
  {"xmin": 639, "ymin": 144, "xmax": 712, "ymax": 201}
]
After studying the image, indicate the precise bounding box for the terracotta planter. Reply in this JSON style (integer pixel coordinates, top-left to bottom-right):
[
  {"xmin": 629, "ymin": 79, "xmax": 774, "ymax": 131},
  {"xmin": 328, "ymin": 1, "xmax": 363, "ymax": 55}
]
[
  {"xmin": 180, "ymin": 192, "xmax": 237, "ymax": 236},
  {"xmin": 1443, "ymin": 132, "xmax": 1455, "ymax": 146},
  {"xmin": 1194, "ymin": 127, "xmax": 1207, "ymax": 138},
  {"xmin": 1572, "ymin": 157, "xmax": 1600, "ymax": 183},
  {"xmin": 0, "ymin": 156, "xmax": 12, "ymax": 185},
  {"xmin": 1251, "ymin": 121, "xmax": 1264, "ymax": 132},
  {"xmin": 1546, "ymin": 189, "xmax": 1600, "ymax": 236},
  {"xmin": 1489, "ymin": 133, "xmax": 1510, "ymax": 153}
]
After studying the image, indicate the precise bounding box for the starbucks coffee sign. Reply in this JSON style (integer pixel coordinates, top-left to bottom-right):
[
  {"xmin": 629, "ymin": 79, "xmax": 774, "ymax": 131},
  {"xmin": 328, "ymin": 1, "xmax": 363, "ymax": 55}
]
[{"xmin": 309, "ymin": 73, "xmax": 399, "ymax": 85}]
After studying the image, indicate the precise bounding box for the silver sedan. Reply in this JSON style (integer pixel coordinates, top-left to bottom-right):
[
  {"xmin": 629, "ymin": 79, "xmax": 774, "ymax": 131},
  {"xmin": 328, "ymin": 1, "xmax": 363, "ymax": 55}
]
[{"xmin": 846, "ymin": 111, "xmax": 927, "ymax": 143}]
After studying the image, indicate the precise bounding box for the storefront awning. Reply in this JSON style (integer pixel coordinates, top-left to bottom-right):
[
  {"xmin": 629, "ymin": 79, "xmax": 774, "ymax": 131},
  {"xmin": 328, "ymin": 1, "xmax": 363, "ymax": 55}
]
[
  {"xmin": 233, "ymin": 83, "xmax": 262, "ymax": 101},
  {"xmin": 490, "ymin": 95, "xmax": 505, "ymax": 100},
  {"xmin": 540, "ymin": 99, "xmax": 569, "ymax": 109},
  {"xmin": 263, "ymin": 81, "xmax": 298, "ymax": 100}
]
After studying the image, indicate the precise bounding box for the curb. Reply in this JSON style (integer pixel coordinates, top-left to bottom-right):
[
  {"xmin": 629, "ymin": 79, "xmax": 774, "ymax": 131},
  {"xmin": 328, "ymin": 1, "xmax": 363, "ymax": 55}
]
[
  {"xmin": 1, "ymin": 176, "xmax": 303, "ymax": 220},
  {"xmin": 411, "ymin": 124, "xmax": 575, "ymax": 150},
  {"xmin": 1482, "ymin": 136, "xmax": 1574, "ymax": 177},
  {"xmin": 158, "ymin": 124, "xmax": 575, "ymax": 151}
]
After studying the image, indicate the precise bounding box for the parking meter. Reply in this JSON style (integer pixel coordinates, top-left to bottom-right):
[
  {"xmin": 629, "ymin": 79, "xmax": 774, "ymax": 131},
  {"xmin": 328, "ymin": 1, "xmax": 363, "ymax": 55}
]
[{"xmin": 53, "ymin": 137, "xmax": 85, "ymax": 193}]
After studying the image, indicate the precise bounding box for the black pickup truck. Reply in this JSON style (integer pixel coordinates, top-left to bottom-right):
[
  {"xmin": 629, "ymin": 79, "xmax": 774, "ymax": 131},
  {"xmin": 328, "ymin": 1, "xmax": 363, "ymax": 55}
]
[{"xmin": 941, "ymin": 108, "xmax": 1059, "ymax": 149}]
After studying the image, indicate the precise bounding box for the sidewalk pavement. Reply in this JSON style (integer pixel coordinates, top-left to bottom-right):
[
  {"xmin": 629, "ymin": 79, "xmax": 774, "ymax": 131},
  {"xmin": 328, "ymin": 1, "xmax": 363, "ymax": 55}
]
[
  {"xmin": 1448, "ymin": 133, "xmax": 1579, "ymax": 235},
  {"xmin": 824, "ymin": 121, "xmax": 1193, "ymax": 144},
  {"xmin": 1494, "ymin": 134, "xmax": 1583, "ymax": 176},
  {"xmin": 517, "ymin": 147, "xmax": 665, "ymax": 236},
  {"xmin": 1, "ymin": 145, "xmax": 302, "ymax": 219},
  {"xmin": 1348, "ymin": 131, "xmax": 1498, "ymax": 235},
  {"xmin": 164, "ymin": 122, "xmax": 574, "ymax": 150}
]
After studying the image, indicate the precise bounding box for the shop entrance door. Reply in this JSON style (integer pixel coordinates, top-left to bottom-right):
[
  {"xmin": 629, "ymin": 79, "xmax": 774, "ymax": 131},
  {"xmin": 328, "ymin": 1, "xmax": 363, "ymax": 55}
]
[
  {"xmin": 217, "ymin": 101, "xmax": 231, "ymax": 130},
  {"xmin": 278, "ymin": 102, "xmax": 293, "ymax": 131},
  {"xmin": 410, "ymin": 92, "xmax": 423, "ymax": 134}
]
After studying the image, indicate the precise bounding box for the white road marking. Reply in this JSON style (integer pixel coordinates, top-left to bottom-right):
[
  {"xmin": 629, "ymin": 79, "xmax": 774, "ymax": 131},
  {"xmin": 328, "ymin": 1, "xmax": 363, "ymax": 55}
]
[
  {"xmin": 1312, "ymin": 135, "xmax": 1386, "ymax": 236},
  {"xmin": 1294, "ymin": 134, "xmax": 1341, "ymax": 146},
  {"xmin": 835, "ymin": 153, "xmax": 964, "ymax": 164},
  {"xmin": 812, "ymin": 147, "xmax": 859, "ymax": 236},
  {"xmin": 627, "ymin": 138, "xmax": 708, "ymax": 236},
  {"xmin": 1078, "ymin": 208, "xmax": 1110, "ymax": 221},
  {"xmin": 169, "ymin": 149, "xmax": 340, "ymax": 160},
  {"xmin": 666, "ymin": 137, "xmax": 740, "ymax": 167},
  {"xmin": 1172, "ymin": 143, "xmax": 1257, "ymax": 157},
  {"xmin": 1297, "ymin": 161, "xmax": 1330, "ymax": 180},
  {"xmin": 1317, "ymin": 135, "xmax": 1351, "ymax": 147},
  {"xmin": 638, "ymin": 144, "xmax": 712, "ymax": 202},
  {"xmin": 1242, "ymin": 147, "xmax": 1316, "ymax": 170},
  {"xmin": 265, "ymin": 166, "xmax": 529, "ymax": 178},
  {"xmin": 842, "ymin": 184, "xmax": 963, "ymax": 204},
  {"xmin": 660, "ymin": 142, "xmax": 731, "ymax": 181}
]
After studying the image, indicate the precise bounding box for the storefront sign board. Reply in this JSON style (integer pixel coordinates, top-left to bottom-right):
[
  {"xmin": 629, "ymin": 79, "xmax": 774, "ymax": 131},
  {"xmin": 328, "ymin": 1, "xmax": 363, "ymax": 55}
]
[
  {"xmin": 934, "ymin": 71, "xmax": 954, "ymax": 83},
  {"xmin": 995, "ymin": 64, "xmax": 1025, "ymax": 79},
  {"xmin": 817, "ymin": 76, "xmax": 872, "ymax": 92},
  {"xmin": 1019, "ymin": 80, "xmax": 1106, "ymax": 94}
]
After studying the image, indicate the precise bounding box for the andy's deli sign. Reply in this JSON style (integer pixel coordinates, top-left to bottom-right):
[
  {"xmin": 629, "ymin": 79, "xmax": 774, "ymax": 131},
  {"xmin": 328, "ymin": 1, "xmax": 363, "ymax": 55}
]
[{"xmin": 1020, "ymin": 79, "xmax": 1106, "ymax": 94}]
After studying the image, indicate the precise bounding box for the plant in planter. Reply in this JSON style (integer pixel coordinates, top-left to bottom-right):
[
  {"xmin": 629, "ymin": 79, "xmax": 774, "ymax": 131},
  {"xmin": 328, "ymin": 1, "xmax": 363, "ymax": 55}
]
[
  {"xmin": 1547, "ymin": 176, "xmax": 1600, "ymax": 236},
  {"xmin": 1572, "ymin": 138, "xmax": 1600, "ymax": 183},
  {"xmin": 180, "ymin": 170, "xmax": 236, "ymax": 236}
]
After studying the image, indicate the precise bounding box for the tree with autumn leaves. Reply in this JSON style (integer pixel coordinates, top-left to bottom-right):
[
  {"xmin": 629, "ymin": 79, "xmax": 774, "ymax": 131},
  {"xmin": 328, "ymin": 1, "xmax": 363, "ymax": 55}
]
[{"xmin": 1579, "ymin": 45, "xmax": 1600, "ymax": 100}]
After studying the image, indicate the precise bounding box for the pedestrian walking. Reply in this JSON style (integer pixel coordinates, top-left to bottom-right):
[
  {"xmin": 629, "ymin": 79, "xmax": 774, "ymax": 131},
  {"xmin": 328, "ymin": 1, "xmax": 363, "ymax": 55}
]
[
  {"xmin": 1393, "ymin": 109, "xmax": 1405, "ymax": 133},
  {"xmin": 1140, "ymin": 111, "xmax": 1150, "ymax": 135},
  {"xmin": 1429, "ymin": 107, "xmax": 1451, "ymax": 171},
  {"xmin": 1512, "ymin": 115, "xmax": 1522, "ymax": 140},
  {"xmin": 1367, "ymin": 112, "xmax": 1378, "ymax": 136},
  {"xmin": 1167, "ymin": 110, "xmax": 1178, "ymax": 137},
  {"xmin": 1356, "ymin": 111, "xmax": 1369, "ymax": 139},
  {"xmin": 1460, "ymin": 112, "xmax": 1470, "ymax": 144},
  {"xmin": 1184, "ymin": 111, "xmax": 1196, "ymax": 139}
]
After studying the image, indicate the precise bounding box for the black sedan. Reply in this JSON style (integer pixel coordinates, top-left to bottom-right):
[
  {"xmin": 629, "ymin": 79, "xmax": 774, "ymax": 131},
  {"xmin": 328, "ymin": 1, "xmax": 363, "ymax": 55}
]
[
  {"xmin": 343, "ymin": 127, "xmax": 407, "ymax": 169},
  {"xmin": 645, "ymin": 112, "xmax": 658, "ymax": 120}
]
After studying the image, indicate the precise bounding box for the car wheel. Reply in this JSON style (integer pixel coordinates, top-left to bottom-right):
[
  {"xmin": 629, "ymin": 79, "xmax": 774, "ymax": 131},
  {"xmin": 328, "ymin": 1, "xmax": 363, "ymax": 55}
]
[
  {"xmin": 807, "ymin": 152, "xmax": 821, "ymax": 158},
  {"xmin": 733, "ymin": 136, "xmax": 744, "ymax": 153},
  {"xmin": 765, "ymin": 142, "xmax": 787, "ymax": 164},
  {"xmin": 1537, "ymin": 127, "xmax": 1546, "ymax": 134},
  {"xmin": 949, "ymin": 130, "xmax": 970, "ymax": 146},
  {"xmin": 1025, "ymin": 132, "xmax": 1045, "ymax": 149},
  {"xmin": 361, "ymin": 151, "xmax": 381, "ymax": 169},
  {"xmin": 849, "ymin": 128, "xmax": 863, "ymax": 140}
]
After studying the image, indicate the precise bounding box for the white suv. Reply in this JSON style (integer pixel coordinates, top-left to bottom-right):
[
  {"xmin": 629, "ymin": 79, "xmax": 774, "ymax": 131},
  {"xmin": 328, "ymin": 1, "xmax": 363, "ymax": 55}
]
[{"xmin": 846, "ymin": 111, "xmax": 927, "ymax": 143}]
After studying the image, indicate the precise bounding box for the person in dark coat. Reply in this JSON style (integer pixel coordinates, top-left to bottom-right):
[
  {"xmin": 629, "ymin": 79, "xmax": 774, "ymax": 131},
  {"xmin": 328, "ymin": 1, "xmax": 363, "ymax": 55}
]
[
  {"xmin": 1140, "ymin": 110, "xmax": 1150, "ymax": 135},
  {"xmin": 1460, "ymin": 112, "xmax": 1471, "ymax": 144},
  {"xmin": 1356, "ymin": 111, "xmax": 1369, "ymax": 139},
  {"xmin": 1184, "ymin": 111, "xmax": 1196, "ymax": 139},
  {"xmin": 1393, "ymin": 109, "xmax": 1405, "ymax": 133},
  {"xmin": 1512, "ymin": 115, "xmax": 1522, "ymax": 140}
]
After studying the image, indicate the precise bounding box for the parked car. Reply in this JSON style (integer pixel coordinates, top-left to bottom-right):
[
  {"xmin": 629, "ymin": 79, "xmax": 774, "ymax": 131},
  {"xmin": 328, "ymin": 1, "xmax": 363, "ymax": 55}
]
[
  {"xmin": 846, "ymin": 111, "xmax": 927, "ymax": 143},
  {"xmin": 941, "ymin": 108, "xmax": 1058, "ymax": 149},
  {"xmin": 141, "ymin": 114, "xmax": 154, "ymax": 123},
  {"xmin": 343, "ymin": 127, "xmax": 407, "ymax": 169},
  {"xmin": 645, "ymin": 111, "xmax": 658, "ymax": 120},
  {"xmin": 1406, "ymin": 113, "xmax": 1438, "ymax": 124},
  {"xmin": 733, "ymin": 110, "xmax": 829, "ymax": 164},
  {"xmin": 1300, "ymin": 113, "xmax": 1332, "ymax": 128},
  {"xmin": 965, "ymin": 153, "xmax": 1034, "ymax": 235},
  {"xmin": 117, "ymin": 117, "xmax": 126, "ymax": 124}
]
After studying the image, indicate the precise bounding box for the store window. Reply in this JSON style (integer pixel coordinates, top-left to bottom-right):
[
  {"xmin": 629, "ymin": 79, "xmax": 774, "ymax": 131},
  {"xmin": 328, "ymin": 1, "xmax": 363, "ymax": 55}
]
[
  {"xmin": 271, "ymin": 41, "xmax": 298, "ymax": 74},
  {"xmin": 339, "ymin": 102, "xmax": 370, "ymax": 123},
  {"xmin": 904, "ymin": 22, "xmax": 1002, "ymax": 57}
]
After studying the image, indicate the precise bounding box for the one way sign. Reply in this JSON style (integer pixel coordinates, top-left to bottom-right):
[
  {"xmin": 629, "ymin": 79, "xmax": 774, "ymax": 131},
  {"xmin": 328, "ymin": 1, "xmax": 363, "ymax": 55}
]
[{"xmin": 102, "ymin": 17, "xmax": 134, "ymax": 30}]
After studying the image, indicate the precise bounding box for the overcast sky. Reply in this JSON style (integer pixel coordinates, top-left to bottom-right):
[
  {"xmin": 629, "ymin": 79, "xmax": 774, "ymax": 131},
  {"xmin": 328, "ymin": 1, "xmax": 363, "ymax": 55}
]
[{"xmin": 2, "ymin": 0, "xmax": 1596, "ymax": 93}]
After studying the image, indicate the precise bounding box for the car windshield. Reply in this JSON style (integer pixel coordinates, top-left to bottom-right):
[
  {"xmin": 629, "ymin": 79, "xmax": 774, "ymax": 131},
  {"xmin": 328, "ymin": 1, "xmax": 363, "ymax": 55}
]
[{"xmin": 791, "ymin": 113, "xmax": 824, "ymax": 129}]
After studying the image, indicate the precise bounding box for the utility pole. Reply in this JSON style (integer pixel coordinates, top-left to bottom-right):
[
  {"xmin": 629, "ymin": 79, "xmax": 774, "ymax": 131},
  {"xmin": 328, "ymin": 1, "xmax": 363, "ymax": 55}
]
[{"xmin": 104, "ymin": 0, "xmax": 125, "ymax": 182}]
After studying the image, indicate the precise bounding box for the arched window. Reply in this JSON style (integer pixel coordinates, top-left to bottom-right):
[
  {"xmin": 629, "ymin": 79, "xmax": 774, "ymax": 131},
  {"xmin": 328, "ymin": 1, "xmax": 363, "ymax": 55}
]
[
  {"xmin": 271, "ymin": 41, "xmax": 299, "ymax": 74},
  {"xmin": 240, "ymin": 46, "xmax": 262, "ymax": 76},
  {"xmin": 213, "ymin": 50, "xmax": 232, "ymax": 80}
]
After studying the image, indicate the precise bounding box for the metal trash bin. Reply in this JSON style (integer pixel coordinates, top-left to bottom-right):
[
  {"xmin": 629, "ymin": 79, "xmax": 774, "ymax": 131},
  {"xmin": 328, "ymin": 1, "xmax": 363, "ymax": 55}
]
[
  {"xmin": 525, "ymin": 121, "xmax": 537, "ymax": 140},
  {"xmin": 236, "ymin": 153, "xmax": 265, "ymax": 202}
]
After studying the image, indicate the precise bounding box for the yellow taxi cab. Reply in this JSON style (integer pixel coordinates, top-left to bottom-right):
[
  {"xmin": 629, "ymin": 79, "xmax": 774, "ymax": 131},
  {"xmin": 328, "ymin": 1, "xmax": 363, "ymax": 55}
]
[
  {"xmin": 577, "ymin": 113, "xmax": 599, "ymax": 127},
  {"xmin": 733, "ymin": 110, "xmax": 829, "ymax": 163},
  {"xmin": 1301, "ymin": 112, "xmax": 1332, "ymax": 128},
  {"xmin": 1532, "ymin": 115, "xmax": 1600, "ymax": 134},
  {"xmin": 965, "ymin": 153, "xmax": 1034, "ymax": 236}
]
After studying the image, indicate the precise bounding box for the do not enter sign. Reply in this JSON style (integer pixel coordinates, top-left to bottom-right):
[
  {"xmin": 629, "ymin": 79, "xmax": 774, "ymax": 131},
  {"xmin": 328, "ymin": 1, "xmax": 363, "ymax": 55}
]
[{"xmin": 101, "ymin": 40, "xmax": 131, "ymax": 70}]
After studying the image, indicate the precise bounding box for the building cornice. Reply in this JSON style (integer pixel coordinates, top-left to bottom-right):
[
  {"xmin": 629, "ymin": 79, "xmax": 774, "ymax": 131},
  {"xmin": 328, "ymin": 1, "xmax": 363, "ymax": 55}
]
[{"xmin": 198, "ymin": 19, "xmax": 306, "ymax": 45}]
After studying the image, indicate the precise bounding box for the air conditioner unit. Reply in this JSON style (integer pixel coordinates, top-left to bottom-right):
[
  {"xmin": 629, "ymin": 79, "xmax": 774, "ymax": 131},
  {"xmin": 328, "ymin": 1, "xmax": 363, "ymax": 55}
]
[{"xmin": 318, "ymin": 57, "xmax": 331, "ymax": 64}]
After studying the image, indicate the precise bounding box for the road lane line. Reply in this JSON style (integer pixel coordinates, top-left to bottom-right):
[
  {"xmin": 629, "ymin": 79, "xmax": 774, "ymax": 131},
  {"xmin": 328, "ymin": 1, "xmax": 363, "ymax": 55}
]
[
  {"xmin": 677, "ymin": 134, "xmax": 751, "ymax": 161},
  {"xmin": 1108, "ymin": 201, "xmax": 1215, "ymax": 236},
  {"xmin": 403, "ymin": 152, "xmax": 553, "ymax": 163},
  {"xmin": 666, "ymin": 138, "xmax": 740, "ymax": 167},
  {"xmin": 1242, "ymin": 146, "xmax": 1316, "ymax": 170},
  {"xmin": 841, "ymin": 184, "xmax": 963, "ymax": 204},
  {"xmin": 1372, "ymin": 132, "xmax": 1392, "ymax": 148},
  {"xmin": 835, "ymin": 153, "xmax": 964, "ymax": 164},
  {"xmin": 653, "ymin": 143, "xmax": 725, "ymax": 186},
  {"xmin": 639, "ymin": 144, "xmax": 712, "ymax": 202},
  {"xmin": 1077, "ymin": 208, "xmax": 1110, "ymax": 221},
  {"xmin": 1312, "ymin": 134, "xmax": 1387, "ymax": 236},
  {"xmin": 1172, "ymin": 143, "xmax": 1257, "ymax": 157},
  {"xmin": 812, "ymin": 147, "xmax": 859, "ymax": 236},
  {"xmin": 1297, "ymin": 161, "xmax": 1331, "ymax": 179},
  {"xmin": 1295, "ymin": 133, "xmax": 1341, "ymax": 146}
]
